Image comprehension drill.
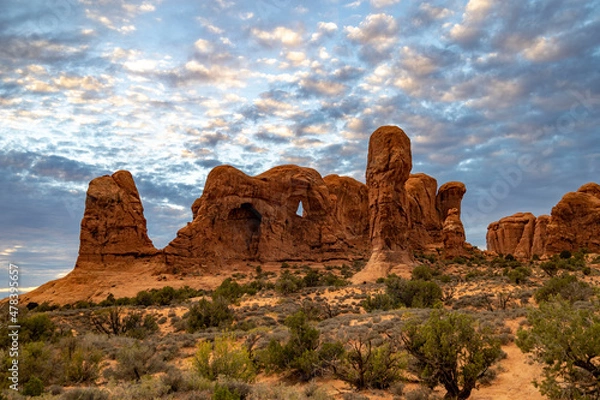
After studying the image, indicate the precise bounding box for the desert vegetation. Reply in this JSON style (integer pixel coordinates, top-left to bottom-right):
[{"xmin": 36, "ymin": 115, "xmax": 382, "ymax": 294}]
[{"xmin": 1, "ymin": 252, "xmax": 599, "ymax": 399}]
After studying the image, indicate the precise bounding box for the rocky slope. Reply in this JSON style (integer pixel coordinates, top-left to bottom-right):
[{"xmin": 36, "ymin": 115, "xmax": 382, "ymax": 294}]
[{"xmin": 486, "ymin": 182, "xmax": 600, "ymax": 258}]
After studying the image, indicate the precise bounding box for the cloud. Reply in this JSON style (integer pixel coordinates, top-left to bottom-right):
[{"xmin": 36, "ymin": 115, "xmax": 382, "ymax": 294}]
[
  {"xmin": 448, "ymin": 0, "xmax": 495, "ymax": 46},
  {"xmin": 345, "ymin": 13, "xmax": 399, "ymax": 63},
  {"xmin": 370, "ymin": 0, "xmax": 401, "ymax": 8},
  {"xmin": 251, "ymin": 26, "xmax": 303, "ymax": 47}
]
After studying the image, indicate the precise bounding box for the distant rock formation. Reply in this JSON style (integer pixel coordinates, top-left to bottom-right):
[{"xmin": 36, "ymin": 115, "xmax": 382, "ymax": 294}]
[
  {"xmin": 442, "ymin": 208, "xmax": 468, "ymax": 258},
  {"xmin": 486, "ymin": 182, "xmax": 600, "ymax": 258},
  {"xmin": 545, "ymin": 182, "xmax": 600, "ymax": 254},
  {"xmin": 77, "ymin": 170, "xmax": 158, "ymax": 265}
]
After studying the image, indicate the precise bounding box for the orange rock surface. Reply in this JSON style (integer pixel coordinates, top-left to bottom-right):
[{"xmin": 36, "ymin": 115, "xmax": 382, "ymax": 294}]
[{"xmin": 487, "ymin": 182, "xmax": 600, "ymax": 258}]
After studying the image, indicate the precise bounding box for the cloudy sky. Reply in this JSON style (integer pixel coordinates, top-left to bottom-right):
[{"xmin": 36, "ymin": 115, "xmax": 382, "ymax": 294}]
[{"xmin": 1, "ymin": 0, "xmax": 599, "ymax": 290}]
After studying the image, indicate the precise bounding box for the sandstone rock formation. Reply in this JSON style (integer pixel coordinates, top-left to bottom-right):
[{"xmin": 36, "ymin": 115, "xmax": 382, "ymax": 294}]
[
  {"xmin": 437, "ymin": 181, "xmax": 467, "ymax": 221},
  {"xmin": 164, "ymin": 165, "xmax": 370, "ymax": 270},
  {"xmin": 365, "ymin": 126, "xmax": 413, "ymax": 269},
  {"xmin": 77, "ymin": 170, "xmax": 158, "ymax": 264},
  {"xmin": 486, "ymin": 182, "xmax": 600, "ymax": 258},
  {"xmin": 486, "ymin": 212, "xmax": 536, "ymax": 259},
  {"xmin": 23, "ymin": 125, "xmax": 474, "ymax": 304},
  {"xmin": 406, "ymin": 173, "xmax": 442, "ymax": 249},
  {"xmin": 545, "ymin": 182, "xmax": 600, "ymax": 254},
  {"xmin": 442, "ymin": 208, "xmax": 467, "ymax": 258}
]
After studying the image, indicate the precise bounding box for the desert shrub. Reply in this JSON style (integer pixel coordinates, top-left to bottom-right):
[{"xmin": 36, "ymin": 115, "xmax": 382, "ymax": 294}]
[
  {"xmin": 275, "ymin": 270, "xmax": 305, "ymax": 294},
  {"xmin": 90, "ymin": 307, "xmax": 157, "ymax": 338},
  {"xmin": 59, "ymin": 336, "xmax": 103, "ymax": 385},
  {"xmin": 110, "ymin": 341, "xmax": 165, "ymax": 381},
  {"xmin": 404, "ymin": 387, "xmax": 437, "ymax": 400},
  {"xmin": 213, "ymin": 384, "xmax": 242, "ymax": 400},
  {"xmin": 361, "ymin": 293, "xmax": 395, "ymax": 312},
  {"xmin": 194, "ymin": 333, "xmax": 256, "ymax": 383},
  {"xmin": 540, "ymin": 261, "xmax": 559, "ymax": 277},
  {"xmin": 402, "ymin": 310, "xmax": 502, "ymax": 400},
  {"xmin": 517, "ymin": 298, "xmax": 600, "ymax": 399},
  {"xmin": 559, "ymin": 250, "xmax": 572, "ymax": 259},
  {"xmin": 213, "ymin": 278, "xmax": 256, "ymax": 303},
  {"xmin": 18, "ymin": 341, "xmax": 57, "ymax": 390},
  {"xmin": 385, "ymin": 275, "xmax": 442, "ymax": 308},
  {"xmin": 186, "ymin": 297, "xmax": 233, "ymax": 332},
  {"xmin": 411, "ymin": 265, "xmax": 434, "ymax": 281},
  {"xmin": 61, "ymin": 387, "xmax": 109, "ymax": 400},
  {"xmin": 258, "ymin": 311, "xmax": 338, "ymax": 380},
  {"xmin": 336, "ymin": 335, "xmax": 405, "ymax": 390},
  {"xmin": 122, "ymin": 312, "xmax": 159, "ymax": 339},
  {"xmin": 504, "ymin": 266, "xmax": 532, "ymax": 284},
  {"xmin": 22, "ymin": 376, "xmax": 44, "ymax": 396},
  {"xmin": 534, "ymin": 274, "xmax": 594, "ymax": 304},
  {"xmin": 249, "ymin": 383, "xmax": 332, "ymax": 400},
  {"xmin": 20, "ymin": 313, "xmax": 56, "ymax": 343},
  {"xmin": 134, "ymin": 290, "xmax": 154, "ymax": 307}
]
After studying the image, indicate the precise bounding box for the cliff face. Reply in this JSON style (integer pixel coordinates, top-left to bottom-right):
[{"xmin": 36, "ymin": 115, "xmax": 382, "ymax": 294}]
[{"xmin": 486, "ymin": 183, "xmax": 600, "ymax": 258}]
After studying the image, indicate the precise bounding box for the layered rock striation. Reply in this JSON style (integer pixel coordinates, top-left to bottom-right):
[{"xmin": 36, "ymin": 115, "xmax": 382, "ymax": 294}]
[{"xmin": 486, "ymin": 182, "xmax": 600, "ymax": 258}]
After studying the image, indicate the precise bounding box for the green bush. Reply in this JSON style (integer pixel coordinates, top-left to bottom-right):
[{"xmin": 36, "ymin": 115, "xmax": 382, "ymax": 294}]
[
  {"xmin": 402, "ymin": 310, "xmax": 502, "ymax": 399},
  {"xmin": 23, "ymin": 376, "xmax": 44, "ymax": 396},
  {"xmin": 123, "ymin": 313, "xmax": 159, "ymax": 339},
  {"xmin": 21, "ymin": 313, "xmax": 56, "ymax": 343},
  {"xmin": 258, "ymin": 311, "xmax": 332, "ymax": 380},
  {"xmin": 214, "ymin": 384, "xmax": 242, "ymax": 400},
  {"xmin": 275, "ymin": 270, "xmax": 305, "ymax": 295},
  {"xmin": 60, "ymin": 336, "xmax": 103, "ymax": 385},
  {"xmin": 540, "ymin": 261, "xmax": 558, "ymax": 277},
  {"xmin": 411, "ymin": 265, "xmax": 433, "ymax": 281},
  {"xmin": 186, "ymin": 297, "xmax": 233, "ymax": 332},
  {"xmin": 559, "ymin": 250, "xmax": 572, "ymax": 259},
  {"xmin": 111, "ymin": 341, "xmax": 164, "ymax": 381},
  {"xmin": 194, "ymin": 334, "xmax": 256, "ymax": 383},
  {"xmin": 534, "ymin": 274, "xmax": 594, "ymax": 304},
  {"xmin": 504, "ymin": 266, "xmax": 532, "ymax": 284},
  {"xmin": 385, "ymin": 275, "xmax": 442, "ymax": 308},
  {"xmin": 517, "ymin": 298, "xmax": 600, "ymax": 399},
  {"xmin": 336, "ymin": 337, "xmax": 405, "ymax": 390},
  {"xmin": 362, "ymin": 293, "xmax": 395, "ymax": 312},
  {"xmin": 213, "ymin": 278, "xmax": 256, "ymax": 303},
  {"xmin": 61, "ymin": 387, "xmax": 109, "ymax": 400}
]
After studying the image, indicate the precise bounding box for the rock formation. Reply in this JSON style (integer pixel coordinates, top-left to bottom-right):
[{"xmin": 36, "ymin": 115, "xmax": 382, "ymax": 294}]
[
  {"xmin": 406, "ymin": 173, "xmax": 441, "ymax": 249},
  {"xmin": 486, "ymin": 212, "xmax": 537, "ymax": 259},
  {"xmin": 77, "ymin": 170, "xmax": 158, "ymax": 264},
  {"xmin": 545, "ymin": 182, "xmax": 600, "ymax": 254},
  {"xmin": 164, "ymin": 165, "xmax": 370, "ymax": 270},
  {"xmin": 486, "ymin": 182, "xmax": 600, "ymax": 258},
  {"xmin": 365, "ymin": 126, "xmax": 413, "ymax": 269},
  {"xmin": 442, "ymin": 208, "xmax": 467, "ymax": 258},
  {"xmin": 436, "ymin": 181, "xmax": 467, "ymax": 221},
  {"xmin": 23, "ymin": 125, "xmax": 474, "ymax": 304}
]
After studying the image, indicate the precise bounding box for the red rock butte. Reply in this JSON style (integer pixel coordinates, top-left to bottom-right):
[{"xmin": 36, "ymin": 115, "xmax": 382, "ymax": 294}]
[
  {"xmin": 486, "ymin": 182, "xmax": 600, "ymax": 259},
  {"xmin": 24, "ymin": 126, "xmax": 470, "ymax": 304}
]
